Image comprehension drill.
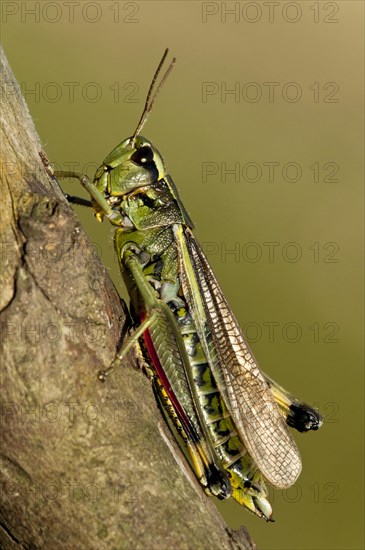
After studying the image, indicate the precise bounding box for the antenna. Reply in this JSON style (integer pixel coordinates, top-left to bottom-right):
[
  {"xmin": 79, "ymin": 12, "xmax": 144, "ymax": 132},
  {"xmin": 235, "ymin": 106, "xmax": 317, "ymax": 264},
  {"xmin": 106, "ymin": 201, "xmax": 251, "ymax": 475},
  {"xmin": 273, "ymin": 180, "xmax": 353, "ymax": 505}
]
[{"xmin": 131, "ymin": 48, "xmax": 176, "ymax": 146}]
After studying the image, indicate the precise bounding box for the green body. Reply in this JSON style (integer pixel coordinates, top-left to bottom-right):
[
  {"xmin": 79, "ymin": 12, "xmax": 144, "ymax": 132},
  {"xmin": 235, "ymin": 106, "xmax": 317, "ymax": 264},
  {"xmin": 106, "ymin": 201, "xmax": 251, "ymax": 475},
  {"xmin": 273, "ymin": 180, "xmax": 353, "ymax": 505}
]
[
  {"xmin": 54, "ymin": 56, "xmax": 322, "ymax": 520},
  {"xmin": 111, "ymin": 166, "xmax": 271, "ymax": 515}
]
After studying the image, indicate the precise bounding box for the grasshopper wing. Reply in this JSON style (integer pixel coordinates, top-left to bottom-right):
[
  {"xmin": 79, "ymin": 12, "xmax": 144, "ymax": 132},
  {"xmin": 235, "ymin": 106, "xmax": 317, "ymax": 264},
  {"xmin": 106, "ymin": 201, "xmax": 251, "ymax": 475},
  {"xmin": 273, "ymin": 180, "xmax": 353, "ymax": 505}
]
[{"xmin": 173, "ymin": 225, "xmax": 301, "ymax": 489}]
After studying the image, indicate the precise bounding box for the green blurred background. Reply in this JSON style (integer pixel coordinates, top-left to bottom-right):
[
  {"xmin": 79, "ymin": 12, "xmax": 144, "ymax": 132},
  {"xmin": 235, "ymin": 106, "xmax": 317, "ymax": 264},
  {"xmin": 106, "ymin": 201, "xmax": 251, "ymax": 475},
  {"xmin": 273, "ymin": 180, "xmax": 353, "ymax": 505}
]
[{"xmin": 2, "ymin": 1, "xmax": 363, "ymax": 548}]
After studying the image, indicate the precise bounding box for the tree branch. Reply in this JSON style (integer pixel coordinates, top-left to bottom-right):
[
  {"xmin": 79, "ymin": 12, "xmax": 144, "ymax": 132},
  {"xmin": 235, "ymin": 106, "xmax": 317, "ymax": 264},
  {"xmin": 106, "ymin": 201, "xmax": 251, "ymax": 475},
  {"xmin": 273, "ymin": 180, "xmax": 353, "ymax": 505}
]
[{"xmin": 0, "ymin": 46, "xmax": 255, "ymax": 550}]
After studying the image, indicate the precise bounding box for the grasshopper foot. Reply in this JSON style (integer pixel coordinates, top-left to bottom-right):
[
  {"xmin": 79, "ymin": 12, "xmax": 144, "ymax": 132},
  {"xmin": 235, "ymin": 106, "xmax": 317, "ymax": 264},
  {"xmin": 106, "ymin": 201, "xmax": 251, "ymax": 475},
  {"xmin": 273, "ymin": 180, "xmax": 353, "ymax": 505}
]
[{"xmin": 97, "ymin": 370, "xmax": 108, "ymax": 382}]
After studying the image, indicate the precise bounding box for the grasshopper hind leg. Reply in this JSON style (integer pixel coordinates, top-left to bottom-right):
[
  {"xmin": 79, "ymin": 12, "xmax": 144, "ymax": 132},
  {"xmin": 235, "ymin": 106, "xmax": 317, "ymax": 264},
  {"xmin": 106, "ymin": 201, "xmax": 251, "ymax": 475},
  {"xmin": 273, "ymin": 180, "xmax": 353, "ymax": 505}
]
[
  {"xmin": 152, "ymin": 377, "xmax": 231, "ymax": 500},
  {"xmin": 264, "ymin": 372, "xmax": 323, "ymax": 432},
  {"xmin": 98, "ymin": 313, "xmax": 158, "ymax": 381}
]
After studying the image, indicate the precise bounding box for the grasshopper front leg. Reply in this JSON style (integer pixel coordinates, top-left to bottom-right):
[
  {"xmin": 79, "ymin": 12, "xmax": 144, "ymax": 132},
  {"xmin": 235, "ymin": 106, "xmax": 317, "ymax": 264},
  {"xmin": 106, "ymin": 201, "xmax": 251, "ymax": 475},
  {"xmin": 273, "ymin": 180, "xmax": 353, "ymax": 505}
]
[
  {"xmin": 64, "ymin": 194, "xmax": 93, "ymax": 208},
  {"xmin": 40, "ymin": 155, "xmax": 94, "ymax": 208},
  {"xmin": 54, "ymin": 171, "xmax": 123, "ymax": 225}
]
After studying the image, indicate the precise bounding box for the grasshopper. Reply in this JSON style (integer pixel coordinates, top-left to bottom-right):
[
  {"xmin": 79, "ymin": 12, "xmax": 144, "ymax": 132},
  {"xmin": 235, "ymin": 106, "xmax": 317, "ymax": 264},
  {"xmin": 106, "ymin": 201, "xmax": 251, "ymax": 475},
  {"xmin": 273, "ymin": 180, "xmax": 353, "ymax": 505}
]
[{"xmin": 54, "ymin": 50, "xmax": 322, "ymax": 521}]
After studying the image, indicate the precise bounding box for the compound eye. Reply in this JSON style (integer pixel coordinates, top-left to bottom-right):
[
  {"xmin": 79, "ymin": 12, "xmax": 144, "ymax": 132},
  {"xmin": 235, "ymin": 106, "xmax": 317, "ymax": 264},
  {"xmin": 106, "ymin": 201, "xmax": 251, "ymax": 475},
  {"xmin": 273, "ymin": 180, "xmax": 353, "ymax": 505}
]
[{"xmin": 131, "ymin": 146, "xmax": 154, "ymax": 166}]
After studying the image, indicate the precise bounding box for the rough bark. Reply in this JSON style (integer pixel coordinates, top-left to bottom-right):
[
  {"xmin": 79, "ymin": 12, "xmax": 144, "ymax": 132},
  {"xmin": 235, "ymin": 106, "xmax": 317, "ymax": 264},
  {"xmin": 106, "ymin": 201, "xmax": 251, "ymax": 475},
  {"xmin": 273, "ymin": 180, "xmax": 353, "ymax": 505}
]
[{"xmin": 0, "ymin": 46, "xmax": 255, "ymax": 550}]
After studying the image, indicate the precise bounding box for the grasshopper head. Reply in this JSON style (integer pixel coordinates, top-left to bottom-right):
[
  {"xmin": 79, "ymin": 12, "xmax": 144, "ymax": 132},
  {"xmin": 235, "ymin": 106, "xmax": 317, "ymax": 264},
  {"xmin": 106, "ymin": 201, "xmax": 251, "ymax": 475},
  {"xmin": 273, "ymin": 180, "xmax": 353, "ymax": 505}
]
[{"xmin": 93, "ymin": 135, "xmax": 166, "ymax": 197}]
